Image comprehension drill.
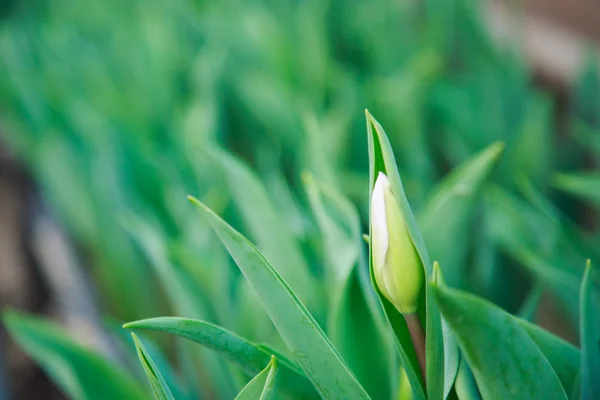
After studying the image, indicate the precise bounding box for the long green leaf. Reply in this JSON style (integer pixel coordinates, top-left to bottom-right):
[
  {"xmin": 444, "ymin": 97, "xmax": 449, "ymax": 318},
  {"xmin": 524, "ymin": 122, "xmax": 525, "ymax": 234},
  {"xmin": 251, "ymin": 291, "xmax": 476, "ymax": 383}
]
[
  {"xmin": 433, "ymin": 285, "xmax": 568, "ymax": 400},
  {"xmin": 124, "ymin": 317, "xmax": 315, "ymax": 397},
  {"xmin": 303, "ymin": 173, "xmax": 393, "ymax": 399},
  {"xmin": 215, "ymin": 149, "xmax": 322, "ymax": 310},
  {"xmin": 419, "ymin": 142, "xmax": 504, "ymax": 288},
  {"xmin": 235, "ymin": 356, "xmax": 278, "ymax": 400},
  {"xmin": 580, "ymin": 261, "xmax": 600, "ymax": 399},
  {"xmin": 432, "ymin": 263, "xmax": 459, "ymax": 400},
  {"xmin": 131, "ymin": 333, "xmax": 175, "ymax": 400},
  {"xmin": 366, "ymin": 110, "xmax": 444, "ymax": 400},
  {"xmin": 3, "ymin": 310, "xmax": 147, "ymax": 400},
  {"xmin": 187, "ymin": 196, "xmax": 371, "ymax": 399}
]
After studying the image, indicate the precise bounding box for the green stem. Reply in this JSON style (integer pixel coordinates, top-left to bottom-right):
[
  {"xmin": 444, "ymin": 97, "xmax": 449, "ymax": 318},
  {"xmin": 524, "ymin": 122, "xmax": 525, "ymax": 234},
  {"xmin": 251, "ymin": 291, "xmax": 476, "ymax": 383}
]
[{"xmin": 405, "ymin": 313, "xmax": 426, "ymax": 388}]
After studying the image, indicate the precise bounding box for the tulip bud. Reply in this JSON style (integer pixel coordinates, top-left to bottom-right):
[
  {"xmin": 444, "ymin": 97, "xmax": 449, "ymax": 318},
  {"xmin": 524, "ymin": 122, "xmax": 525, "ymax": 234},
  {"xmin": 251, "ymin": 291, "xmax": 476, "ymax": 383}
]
[{"xmin": 371, "ymin": 172, "xmax": 423, "ymax": 314}]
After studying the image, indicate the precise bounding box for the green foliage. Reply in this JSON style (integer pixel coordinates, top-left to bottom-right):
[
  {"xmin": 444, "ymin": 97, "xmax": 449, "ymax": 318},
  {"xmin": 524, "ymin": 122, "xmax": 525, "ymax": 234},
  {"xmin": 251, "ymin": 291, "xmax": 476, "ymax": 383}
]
[
  {"xmin": 0, "ymin": 0, "xmax": 599, "ymax": 398},
  {"xmin": 434, "ymin": 285, "xmax": 567, "ymax": 399},
  {"xmin": 3, "ymin": 311, "xmax": 147, "ymax": 400}
]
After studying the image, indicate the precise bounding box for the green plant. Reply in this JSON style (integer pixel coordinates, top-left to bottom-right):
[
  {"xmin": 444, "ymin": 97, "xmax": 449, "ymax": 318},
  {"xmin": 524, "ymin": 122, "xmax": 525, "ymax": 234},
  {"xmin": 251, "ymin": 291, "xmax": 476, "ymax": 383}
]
[
  {"xmin": 4, "ymin": 114, "xmax": 599, "ymax": 399},
  {"xmin": 2, "ymin": 0, "xmax": 600, "ymax": 398}
]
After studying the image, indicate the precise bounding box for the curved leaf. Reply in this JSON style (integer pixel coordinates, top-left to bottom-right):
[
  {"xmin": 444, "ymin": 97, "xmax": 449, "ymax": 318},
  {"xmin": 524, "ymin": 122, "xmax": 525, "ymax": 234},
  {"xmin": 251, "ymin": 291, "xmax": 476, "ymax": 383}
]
[
  {"xmin": 554, "ymin": 173, "xmax": 600, "ymax": 207},
  {"xmin": 131, "ymin": 333, "xmax": 175, "ymax": 400},
  {"xmin": 187, "ymin": 197, "xmax": 371, "ymax": 399},
  {"xmin": 124, "ymin": 317, "xmax": 316, "ymax": 398},
  {"xmin": 3, "ymin": 310, "xmax": 147, "ymax": 400},
  {"xmin": 454, "ymin": 357, "xmax": 481, "ymax": 400},
  {"xmin": 419, "ymin": 142, "xmax": 504, "ymax": 288},
  {"xmin": 433, "ymin": 286, "xmax": 567, "ymax": 400},
  {"xmin": 235, "ymin": 355, "xmax": 278, "ymax": 400}
]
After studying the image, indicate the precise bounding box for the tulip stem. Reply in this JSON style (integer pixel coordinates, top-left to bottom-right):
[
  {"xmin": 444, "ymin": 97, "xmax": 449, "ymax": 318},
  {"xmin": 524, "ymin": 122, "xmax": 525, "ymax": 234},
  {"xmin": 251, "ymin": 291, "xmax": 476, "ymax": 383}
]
[{"xmin": 405, "ymin": 313, "xmax": 426, "ymax": 388}]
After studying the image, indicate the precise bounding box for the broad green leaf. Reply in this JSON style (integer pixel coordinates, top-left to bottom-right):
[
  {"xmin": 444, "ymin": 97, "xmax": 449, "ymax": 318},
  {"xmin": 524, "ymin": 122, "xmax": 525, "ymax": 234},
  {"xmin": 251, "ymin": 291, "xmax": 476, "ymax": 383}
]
[
  {"xmin": 580, "ymin": 261, "xmax": 600, "ymax": 399},
  {"xmin": 186, "ymin": 197, "xmax": 370, "ymax": 399},
  {"xmin": 516, "ymin": 319, "xmax": 580, "ymax": 395},
  {"xmin": 366, "ymin": 110, "xmax": 443, "ymax": 400},
  {"xmin": 214, "ymin": 149, "xmax": 322, "ymax": 310},
  {"xmin": 433, "ymin": 285, "xmax": 568, "ymax": 400},
  {"xmin": 235, "ymin": 356, "xmax": 278, "ymax": 400},
  {"xmin": 124, "ymin": 317, "xmax": 316, "ymax": 397},
  {"xmin": 303, "ymin": 173, "xmax": 393, "ymax": 399},
  {"xmin": 3, "ymin": 311, "xmax": 146, "ymax": 400},
  {"xmin": 131, "ymin": 333, "xmax": 175, "ymax": 400},
  {"xmin": 419, "ymin": 142, "xmax": 504, "ymax": 288}
]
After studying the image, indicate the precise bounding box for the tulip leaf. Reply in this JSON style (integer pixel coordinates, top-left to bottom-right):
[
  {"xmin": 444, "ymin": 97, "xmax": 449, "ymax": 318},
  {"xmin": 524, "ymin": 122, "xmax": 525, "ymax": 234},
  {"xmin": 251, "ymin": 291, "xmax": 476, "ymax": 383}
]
[
  {"xmin": 123, "ymin": 317, "xmax": 317, "ymax": 398},
  {"xmin": 187, "ymin": 196, "xmax": 371, "ymax": 399},
  {"xmin": 580, "ymin": 261, "xmax": 600, "ymax": 399},
  {"xmin": 454, "ymin": 358, "xmax": 481, "ymax": 400},
  {"xmin": 131, "ymin": 333, "xmax": 175, "ymax": 400},
  {"xmin": 366, "ymin": 110, "xmax": 445, "ymax": 400},
  {"xmin": 303, "ymin": 173, "xmax": 393, "ymax": 399},
  {"xmin": 515, "ymin": 319, "xmax": 580, "ymax": 395},
  {"xmin": 235, "ymin": 356, "xmax": 278, "ymax": 400},
  {"xmin": 303, "ymin": 172, "xmax": 359, "ymax": 286},
  {"xmin": 554, "ymin": 173, "xmax": 600, "ymax": 207},
  {"xmin": 432, "ymin": 263, "xmax": 460, "ymax": 400},
  {"xmin": 419, "ymin": 142, "xmax": 504, "ymax": 288},
  {"xmin": 215, "ymin": 149, "xmax": 322, "ymax": 310},
  {"xmin": 433, "ymin": 285, "xmax": 568, "ymax": 399},
  {"xmin": 3, "ymin": 310, "xmax": 147, "ymax": 400}
]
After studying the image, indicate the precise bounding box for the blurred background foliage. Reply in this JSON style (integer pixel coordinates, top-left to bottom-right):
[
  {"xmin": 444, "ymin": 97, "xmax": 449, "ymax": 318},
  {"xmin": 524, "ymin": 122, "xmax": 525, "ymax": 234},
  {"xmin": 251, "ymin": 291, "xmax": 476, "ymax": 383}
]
[{"xmin": 0, "ymin": 0, "xmax": 599, "ymax": 397}]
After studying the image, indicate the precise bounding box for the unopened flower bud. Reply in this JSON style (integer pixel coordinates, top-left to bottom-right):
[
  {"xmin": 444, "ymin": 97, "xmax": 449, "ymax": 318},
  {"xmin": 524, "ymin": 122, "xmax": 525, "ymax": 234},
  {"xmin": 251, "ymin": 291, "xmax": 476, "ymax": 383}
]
[{"xmin": 371, "ymin": 172, "xmax": 423, "ymax": 314}]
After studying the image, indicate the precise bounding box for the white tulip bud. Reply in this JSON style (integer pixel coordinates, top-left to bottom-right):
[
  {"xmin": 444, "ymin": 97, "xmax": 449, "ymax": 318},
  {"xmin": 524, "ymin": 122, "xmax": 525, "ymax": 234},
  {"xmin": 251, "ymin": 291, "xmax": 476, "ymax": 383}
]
[{"xmin": 371, "ymin": 172, "xmax": 423, "ymax": 314}]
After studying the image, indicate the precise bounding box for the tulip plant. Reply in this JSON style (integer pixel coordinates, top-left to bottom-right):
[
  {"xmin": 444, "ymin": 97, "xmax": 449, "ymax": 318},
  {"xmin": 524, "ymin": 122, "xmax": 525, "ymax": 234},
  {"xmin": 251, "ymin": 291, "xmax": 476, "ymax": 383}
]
[{"xmin": 4, "ymin": 113, "xmax": 598, "ymax": 400}]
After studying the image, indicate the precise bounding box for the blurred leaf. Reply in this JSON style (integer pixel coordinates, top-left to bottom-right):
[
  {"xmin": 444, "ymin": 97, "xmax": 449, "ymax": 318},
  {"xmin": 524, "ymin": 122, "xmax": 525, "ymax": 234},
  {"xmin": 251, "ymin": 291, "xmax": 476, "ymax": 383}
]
[
  {"xmin": 554, "ymin": 173, "xmax": 600, "ymax": 207},
  {"xmin": 302, "ymin": 172, "xmax": 359, "ymax": 285},
  {"xmin": 433, "ymin": 286, "xmax": 568, "ymax": 399},
  {"xmin": 510, "ymin": 95, "xmax": 552, "ymax": 185},
  {"xmin": 189, "ymin": 196, "xmax": 371, "ymax": 399},
  {"xmin": 3, "ymin": 311, "xmax": 147, "ymax": 400},
  {"xmin": 419, "ymin": 142, "xmax": 504, "ymax": 288},
  {"xmin": 214, "ymin": 149, "xmax": 323, "ymax": 311},
  {"xmin": 517, "ymin": 282, "xmax": 545, "ymax": 322},
  {"xmin": 304, "ymin": 174, "xmax": 393, "ymax": 399},
  {"xmin": 124, "ymin": 213, "xmax": 236, "ymax": 396},
  {"xmin": 131, "ymin": 333, "xmax": 175, "ymax": 400},
  {"xmin": 124, "ymin": 317, "xmax": 316, "ymax": 397},
  {"xmin": 235, "ymin": 355, "xmax": 278, "ymax": 400},
  {"xmin": 580, "ymin": 261, "xmax": 600, "ymax": 399}
]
